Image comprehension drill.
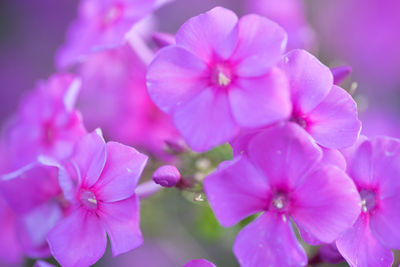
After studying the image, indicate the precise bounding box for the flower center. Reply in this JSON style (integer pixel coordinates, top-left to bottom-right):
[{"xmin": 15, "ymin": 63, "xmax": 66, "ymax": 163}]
[
  {"xmin": 290, "ymin": 115, "xmax": 307, "ymax": 128},
  {"xmin": 211, "ymin": 64, "xmax": 232, "ymax": 88},
  {"xmin": 360, "ymin": 189, "xmax": 377, "ymax": 213},
  {"xmin": 42, "ymin": 121, "xmax": 56, "ymax": 146},
  {"xmin": 270, "ymin": 192, "xmax": 289, "ymax": 212},
  {"xmin": 79, "ymin": 190, "xmax": 98, "ymax": 211},
  {"xmin": 103, "ymin": 3, "xmax": 124, "ymax": 27}
]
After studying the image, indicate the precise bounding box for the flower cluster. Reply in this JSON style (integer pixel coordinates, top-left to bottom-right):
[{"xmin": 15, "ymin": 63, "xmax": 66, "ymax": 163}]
[{"xmin": 1, "ymin": 2, "xmax": 399, "ymax": 267}]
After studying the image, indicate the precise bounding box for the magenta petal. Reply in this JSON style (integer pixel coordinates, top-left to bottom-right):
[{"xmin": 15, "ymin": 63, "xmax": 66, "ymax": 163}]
[
  {"xmin": 72, "ymin": 130, "xmax": 106, "ymax": 188},
  {"xmin": 34, "ymin": 261, "xmax": 55, "ymax": 267},
  {"xmin": 331, "ymin": 66, "xmax": 352, "ymax": 85},
  {"xmin": 173, "ymin": 89, "xmax": 239, "ymax": 152},
  {"xmin": 233, "ymin": 212, "xmax": 307, "ymax": 267},
  {"xmin": 347, "ymin": 139, "xmax": 373, "ymax": 189},
  {"xmin": 47, "ymin": 209, "xmax": 107, "ymax": 267},
  {"xmin": 232, "ymin": 14, "xmax": 287, "ymax": 77},
  {"xmin": 229, "ymin": 68, "xmax": 291, "ymax": 127},
  {"xmin": 296, "ymin": 224, "xmax": 323, "ymax": 245},
  {"xmin": 182, "ymin": 259, "xmax": 216, "ymax": 267},
  {"xmin": 319, "ymin": 243, "xmax": 344, "ymax": 264},
  {"xmin": 0, "ymin": 199, "xmax": 22, "ymax": 266},
  {"xmin": 370, "ymin": 195, "xmax": 400, "ymax": 249},
  {"xmin": 291, "ymin": 165, "xmax": 360, "ymax": 243},
  {"xmin": 307, "ymin": 85, "xmax": 361, "ymax": 149},
  {"xmin": 280, "ymin": 49, "xmax": 333, "ymax": 113},
  {"xmin": 204, "ymin": 156, "xmax": 270, "ymax": 227},
  {"xmin": 94, "ymin": 142, "xmax": 148, "ymax": 203},
  {"xmin": 98, "ymin": 196, "xmax": 143, "ymax": 256},
  {"xmin": 175, "ymin": 6, "xmax": 238, "ymax": 62},
  {"xmin": 321, "ymin": 147, "xmax": 346, "ymax": 170},
  {"xmin": 247, "ymin": 123, "xmax": 322, "ymax": 187},
  {"xmin": 336, "ymin": 214, "xmax": 394, "ymax": 267},
  {"xmin": 147, "ymin": 46, "xmax": 208, "ymax": 113}
]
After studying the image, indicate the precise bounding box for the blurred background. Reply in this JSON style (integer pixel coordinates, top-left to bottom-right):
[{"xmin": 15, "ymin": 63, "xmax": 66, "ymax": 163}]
[{"xmin": 0, "ymin": 0, "xmax": 400, "ymax": 266}]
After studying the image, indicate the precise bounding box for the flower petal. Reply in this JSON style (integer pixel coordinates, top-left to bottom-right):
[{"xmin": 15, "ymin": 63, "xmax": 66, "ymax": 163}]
[
  {"xmin": 204, "ymin": 156, "xmax": 270, "ymax": 227},
  {"xmin": 183, "ymin": 259, "xmax": 216, "ymax": 267},
  {"xmin": 94, "ymin": 142, "xmax": 148, "ymax": 203},
  {"xmin": 347, "ymin": 139, "xmax": 373, "ymax": 189},
  {"xmin": 229, "ymin": 68, "xmax": 291, "ymax": 128},
  {"xmin": 173, "ymin": 89, "xmax": 239, "ymax": 152},
  {"xmin": 307, "ymin": 85, "xmax": 361, "ymax": 149},
  {"xmin": 247, "ymin": 122, "xmax": 322, "ymax": 187},
  {"xmin": 336, "ymin": 214, "xmax": 394, "ymax": 267},
  {"xmin": 72, "ymin": 130, "xmax": 106, "ymax": 188},
  {"xmin": 291, "ymin": 165, "xmax": 360, "ymax": 243},
  {"xmin": 47, "ymin": 208, "xmax": 107, "ymax": 267},
  {"xmin": 233, "ymin": 212, "xmax": 307, "ymax": 267},
  {"xmin": 175, "ymin": 6, "xmax": 239, "ymax": 62},
  {"xmin": 98, "ymin": 196, "xmax": 143, "ymax": 256},
  {"xmin": 321, "ymin": 147, "xmax": 346, "ymax": 170},
  {"xmin": 147, "ymin": 46, "xmax": 208, "ymax": 113},
  {"xmin": 279, "ymin": 49, "xmax": 333, "ymax": 114},
  {"xmin": 232, "ymin": 14, "xmax": 287, "ymax": 77}
]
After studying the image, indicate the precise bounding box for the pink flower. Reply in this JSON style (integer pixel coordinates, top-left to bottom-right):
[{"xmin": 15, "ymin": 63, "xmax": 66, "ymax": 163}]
[
  {"xmin": 56, "ymin": 0, "xmax": 171, "ymax": 68},
  {"xmin": 0, "ymin": 162, "xmax": 64, "ymax": 258},
  {"xmin": 336, "ymin": 136, "xmax": 400, "ymax": 266},
  {"xmin": 0, "ymin": 197, "xmax": 22, "ymax": 266},
  {"xmin": 76, "ymin": 44, "xmax": 180, "ymax": 159},
  {"xmin": 4, "ymin": 73, "xmax": 86, "ymax": 169},
  {"xmin": 147, "ymin": 7, "xmax": 291, "ymax": 152},
  {"xmin": 183, "ymin": 259, "xmax": 216, "ymax": 267},
  {"xmin": 279, "ymin": 49, "xmax": 361, "ymax": 149},
  {"xmin": 204, "ymin": 123, "xmax": 360, "ymax": 266},
  {"xmin": 47, "ymin": 130, "xmax": 148, "ymax": 267}
]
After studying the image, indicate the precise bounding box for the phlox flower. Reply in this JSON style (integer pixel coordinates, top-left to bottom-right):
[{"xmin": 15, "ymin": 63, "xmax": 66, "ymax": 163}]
[
  {"xmin": 4, "ymin": 73, "xmax": 86, "ymax": 169},
  {"xmin": 0, "ymin": 197, "xmax": 22, "ymax": 266},
  {"xmin": 336, "ymin": 136, "xmax": 400, "ymax": 266},
  {"xmin": 147, "ymin": 6, "xmax": 291, "ymax": 152},
  {"xmin": 279, "ymin": 49, "xmax": 361, "ymax": 149},
  {"xmin": 76, "ymin": 44, "xmax": 180, "ymax": 159},
  {"xmin": 183, "ymin": 259, "xmax": 216, "ymax": 267},
  {"xmin": 204, "ymin": 123, "xmax": 360, "ymax": 266},
  {"xmin": 47, "ymin": 129, "xmax": 148, "ymax": 267},
  {"xmin": 0, "ymin": 162, "xmax": 64, "ymax": 258},
  {"xmin": 56, "ymin": 0, "xmax": 171, "ymax": 68}
]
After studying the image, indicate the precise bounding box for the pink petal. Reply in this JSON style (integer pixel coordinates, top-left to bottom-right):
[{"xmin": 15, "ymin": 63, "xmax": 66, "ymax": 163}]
[
  {"xmin": 370, "ymin": 195, "xmax": 400, "ymax": 249},
  {"xmin": 291, "ymin": 165, "xmax": 360, "ymax": 243},
  {"xmin": 347, "ymin": 139, "xmax": 373, "ymax": 189},
  {"xmin": 0, "ymin": 163, "xmax": 60, "ymax": 214},
  {"xmin": 204, "ymin": 156, "xmax": 270, "ymax": 227},
  {"xmin": 175, "ymin": 7, "xmax": 239, "ymax": 62},
  {"xmin": 296, "ymin": 224, "xmax": 323, "ymax": 245},
  {"xmin": 233, "ymin": 212, "xmax": 307, "ymax": 267},
  {"xmin": 0, "ymin": 199, "xmax": 22, "ymax": 266},
  {"xmin": 331, "ymin": 66, "xmax": 352, "ymax": 85},
  {"xmin": 34, "ymin": 261, "xmax": 55, "ymax": 267},
  {"xmin": 228, "ymin": 67, "xmax": 291, "ymax": 127},
  {"xmin": 146, "ymin": 46, "xmax": 208, "ymax": 113},
  {"xmin": 336, "ymin": 214, "xmax": 394, "ymax": 267},
  {"xmin": 319, "ymin": 243, "xmax": 344, "ymax": 264},
  {"xmin": 173, "ymin": 89, "xmax": 239, "ymax": 152},
  {"xmin": 307, "ymin": 85, "xmax": 361, "ymax": 149},
  {"xmin": 182, "ymin": 259, "xmax": 216, "ymax": 267},
  {"xmin": 247, "ymin": 122, "xmax": 322, "ymax": 187},
  {"xmin": 321, "ymin": 147, "xmax": 346, "ymax": 170},
  {"xmin": 47, "ymin": 208, "xmax": 107, "ymax": 267},
  {"xmin": 98, "ymin": 196, "xmax": 143, "ymax": 256},
  {"xmin": 72, "ymin": 130, "xmax": 106, "ymax": 188},
  {"xmin": 279, "ymin": 49, "xmax": 333, "ymax": 114},
  {"xmin": 94, "ymin": 142, "xmax": 148, "ymax": 203},
  {"xmin": 232, "ymin": 14, "xmax": 287, "ymax": 77}
]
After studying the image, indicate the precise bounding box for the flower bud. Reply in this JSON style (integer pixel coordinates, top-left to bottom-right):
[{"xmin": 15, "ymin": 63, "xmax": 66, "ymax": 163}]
[{"xmin": 152, "ymin": 165, "xmax": 181, "ymax": 187}]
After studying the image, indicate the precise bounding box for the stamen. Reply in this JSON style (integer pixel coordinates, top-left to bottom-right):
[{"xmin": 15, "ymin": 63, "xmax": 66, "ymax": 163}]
[{"xmin": 218, "ymin": 72, "xmax": 231, "ymax": 87}]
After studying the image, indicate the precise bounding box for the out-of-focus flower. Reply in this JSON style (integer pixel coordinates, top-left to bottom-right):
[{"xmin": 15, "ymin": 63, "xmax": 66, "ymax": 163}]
[
  {"xmin": 56, "ymin": 0, "xmax": 173, "ymax": 68},
  {"xmin": 0, "ymin": 197, "xmax": 22, "ymax": 266},
  {"xmin": 245, "ymin": 0, "xmax": 315, "ymax": 50},
  {"xmin": 182, "ymin": 259, "xmax": 216, "ymax": 267},
  {"xmin": 77, "ymin": 44, "xmax": 180, "ymax": 159},
  {"xmin": 3, "ymin": 73, "xmax": 86, "ymax": 170},
  {"xmin": 152, "ymin": 165, "xmax": 181, "ymax": 187},
  {"xmin": 337, "ymin": 136, "xmax": 400, "ymax": 266},
  {"xmin": 147, "ymin": 7, "xmax": 290, "ymax": 151},
  {"xmin": 204, "ymin": 123, "xmax": 360, "ymax": 266},
  {"xmin": 279, "ymin": 49, "xmax": 361, "ymax": 149},
  {"xmin": 0, "ymin": 163, "xmax": 64, "ymax": 258},
  {"xmin": 47, "ymin": 130, "xmax": 148, "ymax": 267},
  {"xmin": 331, "ymin": 66, "xmax": 352, "ymax": 85}
]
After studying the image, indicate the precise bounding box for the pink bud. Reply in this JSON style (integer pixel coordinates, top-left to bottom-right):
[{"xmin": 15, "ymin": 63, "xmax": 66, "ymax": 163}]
[{"xmin": 152, "ymin": 165, "xmax": 181, "ymax": 187}]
